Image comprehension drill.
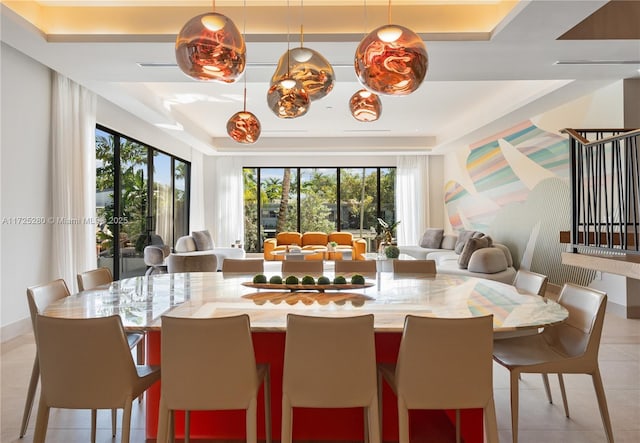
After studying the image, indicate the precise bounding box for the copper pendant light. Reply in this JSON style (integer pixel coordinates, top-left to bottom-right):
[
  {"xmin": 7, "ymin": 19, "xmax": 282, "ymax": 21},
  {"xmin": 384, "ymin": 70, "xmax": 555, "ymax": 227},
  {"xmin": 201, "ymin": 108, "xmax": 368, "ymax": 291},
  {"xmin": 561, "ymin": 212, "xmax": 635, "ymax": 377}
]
[
  {"xmin": 354, "ymin": 1, "xmax": 427, "ymax": 95},
  {"xmin": 175, "ymin": 3, "xmax": 246, "ymax": 83},
  {"xmin": 271, "ymin": 47, "xmax": 334, "ymax": 101},
  {"xmin": 226, "ymin": 0, "xmax": 261, "ymax": 143},
  {"xmin": 227, "ymin": 110, "xmax": 261, "ymax": 144},
  {"xmin": 267, "ymin": 77, "xmax": 310, "ymax": 119},
  {"xmin": 267, "ymin": 0, "xmax": 311, "ymax": 118},
  {"xmin": 349, "ymin": 89, "xmax": 382, "ymax": 122}
]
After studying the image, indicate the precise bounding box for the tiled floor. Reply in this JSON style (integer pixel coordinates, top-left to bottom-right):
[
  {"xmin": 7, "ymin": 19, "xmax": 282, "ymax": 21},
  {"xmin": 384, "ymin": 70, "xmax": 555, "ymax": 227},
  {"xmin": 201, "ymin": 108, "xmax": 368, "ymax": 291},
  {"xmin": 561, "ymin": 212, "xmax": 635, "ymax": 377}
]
[{"xmin": 2, "ymin": 270, "xmax": 639, "ymax": 442}]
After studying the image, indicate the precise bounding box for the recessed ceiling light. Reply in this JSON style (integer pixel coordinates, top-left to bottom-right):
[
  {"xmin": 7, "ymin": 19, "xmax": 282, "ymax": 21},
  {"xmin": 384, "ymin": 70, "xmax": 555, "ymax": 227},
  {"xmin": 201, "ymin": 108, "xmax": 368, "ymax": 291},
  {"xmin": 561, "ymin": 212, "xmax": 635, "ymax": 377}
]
[{"xmin": 154, "ymin": 122, "xmax": 183, "ymax": 131}]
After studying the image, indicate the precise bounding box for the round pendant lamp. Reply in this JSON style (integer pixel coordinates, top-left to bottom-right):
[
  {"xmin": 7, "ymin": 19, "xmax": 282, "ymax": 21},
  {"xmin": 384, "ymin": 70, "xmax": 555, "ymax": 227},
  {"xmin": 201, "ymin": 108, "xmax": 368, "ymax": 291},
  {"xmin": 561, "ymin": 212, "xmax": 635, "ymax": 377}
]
[
  {"xmin": 267, "ymin": 77, "xmax": 310, "ymax": 119},
  {"xmin": 349, "ymin": 89, "xmax": 382, "ymax": 122},
  {"xmin": 175, "ymin": 12, "xmax": 246, "ymax": 83},
  {"xmin": 354, "ymin": 24, "xmax": 428, "ymax": 95},
  {"xmin": 227, "ymin": 111, "xmax": 261, "ymax": 144},
  {"xmin": 271, "ymin": 47, "xmax": 335, "ymax": 101}
]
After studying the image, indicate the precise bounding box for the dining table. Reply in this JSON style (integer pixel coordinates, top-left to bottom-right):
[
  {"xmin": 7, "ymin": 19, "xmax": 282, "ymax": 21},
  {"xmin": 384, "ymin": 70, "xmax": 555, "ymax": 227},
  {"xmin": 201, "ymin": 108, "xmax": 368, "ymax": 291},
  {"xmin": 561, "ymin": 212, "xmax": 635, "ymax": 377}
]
[{"xmin": 43, "ymin": 271, "xmax": 568, "ymax": 442}]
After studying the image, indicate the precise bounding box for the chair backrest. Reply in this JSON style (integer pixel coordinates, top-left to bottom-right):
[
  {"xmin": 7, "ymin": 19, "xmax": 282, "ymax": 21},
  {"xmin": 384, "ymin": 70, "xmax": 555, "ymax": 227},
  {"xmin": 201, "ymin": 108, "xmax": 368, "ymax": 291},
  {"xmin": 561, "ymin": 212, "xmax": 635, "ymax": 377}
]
[
  {"xmin": 281, "ymin": 260, "xmax": 324, "ymax": 276},
  {"xmin": 282, "ymin": 314, "xmax": 377, "ymax": 407},
  {"xmin": 26, "ymin": 279, "xmax": 71, "ymax": 329},
  {"xmin": 77, "ymin": 267, "xmax": 113, "ymax": 291},
  {"xmin": 35, "ymin": 314, "xmax": 138, "ymax": 408},
  {"xmin": 222, "ymin": 258, "xmax": 265, "ymax": 273},
  {"xmin": 334, "ymin": 260, "xmax": 377, "ymax": 276},
  {"xmin": 167, "ymin": 254, "xmax": 218, "ymax": 273},
  {"xmin": 542, "ymin": 283, "xmax": 607, "ymax": 360},
  {"xmin": 392, "ymin": 259, "xmax": 437, "ymax": 275},
  {"xmin": 395, "ymin": 315, "xmax": 494, "ymax": 410},
  {"xmin": 512, "ymin": 269, "xmax": 548, "ymax": 296},
  {"xmin": 160, "ymin": 315, "xmax": 259, "ymax": 410},
  {"xmin": 144, "ymin": 245, "xmax": 166, "ymax": 266}
]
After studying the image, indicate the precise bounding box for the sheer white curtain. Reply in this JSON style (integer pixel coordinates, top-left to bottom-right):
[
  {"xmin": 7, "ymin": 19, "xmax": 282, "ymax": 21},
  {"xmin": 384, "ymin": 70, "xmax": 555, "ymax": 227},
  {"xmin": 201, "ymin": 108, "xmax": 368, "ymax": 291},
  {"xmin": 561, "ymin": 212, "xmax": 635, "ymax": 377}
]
[
  {"xmin": 51, "ymin": 73, "xmax": 97, "ymax": 291},
  {"xmin": 189, "ymin": 149, "xmax": 206, "ymax": 231},
  {"xmin": 396, "ymin": 155, "xmax": 430, "ymax": 246},
  {"xmin": 211, "ymin": 156, "xmax": 244, "ymax": 247}
]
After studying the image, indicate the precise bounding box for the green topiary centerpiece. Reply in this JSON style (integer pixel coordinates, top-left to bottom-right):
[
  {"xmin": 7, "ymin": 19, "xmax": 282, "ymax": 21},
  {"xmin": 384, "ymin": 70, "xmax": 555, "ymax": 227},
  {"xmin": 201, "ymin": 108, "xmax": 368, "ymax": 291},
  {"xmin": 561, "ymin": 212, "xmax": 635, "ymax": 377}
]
[{"xmin": 384, "ymin": 245, "xmax": 400, "ymax": 259}]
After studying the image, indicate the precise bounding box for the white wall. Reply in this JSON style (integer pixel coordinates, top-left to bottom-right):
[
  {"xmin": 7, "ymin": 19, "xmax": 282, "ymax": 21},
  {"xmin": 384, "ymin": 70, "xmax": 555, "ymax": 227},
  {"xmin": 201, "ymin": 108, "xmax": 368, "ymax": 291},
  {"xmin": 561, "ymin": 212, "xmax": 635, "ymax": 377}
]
[{"xmin": 1, "ymin": 43, "xmax": 53, "ymax": 339}]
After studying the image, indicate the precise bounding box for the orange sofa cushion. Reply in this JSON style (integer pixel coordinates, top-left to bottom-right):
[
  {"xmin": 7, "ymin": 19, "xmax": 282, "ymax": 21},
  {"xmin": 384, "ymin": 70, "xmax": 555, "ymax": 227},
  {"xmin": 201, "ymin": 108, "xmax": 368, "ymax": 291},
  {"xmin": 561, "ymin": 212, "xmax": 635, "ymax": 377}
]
[
  {"xmin": 302, "ymin": 232, "xmax": 328, "ymax": 247},
  {"xmin": 276, "ymin": 232, "xmax": 303, "ymax": 246},
  {"xmin": 328, "ymin": 231, "xmax": 353, "ymax": 245}
]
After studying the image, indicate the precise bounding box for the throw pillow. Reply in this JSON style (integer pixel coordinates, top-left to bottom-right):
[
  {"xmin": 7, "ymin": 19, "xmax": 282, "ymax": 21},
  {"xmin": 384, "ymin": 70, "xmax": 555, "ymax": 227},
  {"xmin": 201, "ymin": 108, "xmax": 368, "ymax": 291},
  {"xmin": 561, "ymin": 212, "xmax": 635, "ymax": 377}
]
[
  {"xmin": 441, "ymin": 234, "xmax": 458, "ymax": 250},
  {"xmin": 468, "ymin": 247, "xmax": 508, "ymax": 274},
  {"xmin": 458, "ymin": 236, "xmax": 490, "ymax": 269},
  {"xmin": 192, "ymin": 230, "xmax": 214, "ymax": 251},
  {"xmin": 419, "ymin": 228, "xmax": 444, "ymax": 249},
  {"xmin": 454, "ymin": 230, "xmax": 477, "ymax": 254}
]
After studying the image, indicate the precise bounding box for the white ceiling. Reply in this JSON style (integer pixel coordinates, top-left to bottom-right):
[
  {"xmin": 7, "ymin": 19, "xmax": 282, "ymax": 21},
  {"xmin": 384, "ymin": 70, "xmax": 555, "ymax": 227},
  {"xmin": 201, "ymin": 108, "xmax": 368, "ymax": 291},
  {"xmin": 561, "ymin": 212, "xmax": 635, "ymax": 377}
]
[{"xmin": 1, "ymin": 0, "xmax": 639, "ymax": 155}]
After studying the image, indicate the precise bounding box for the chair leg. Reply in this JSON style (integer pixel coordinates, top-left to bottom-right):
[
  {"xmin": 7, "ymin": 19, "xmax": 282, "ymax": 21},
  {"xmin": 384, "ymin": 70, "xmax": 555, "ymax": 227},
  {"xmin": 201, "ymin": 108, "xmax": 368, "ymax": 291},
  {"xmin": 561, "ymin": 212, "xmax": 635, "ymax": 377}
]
[
  {"xmin": 557, "ymin": 374, "xmax": 570, "ymax": 418},
  {"xmin": 121, "ymin": 400, "xmax": 132, "ymax": 443},
  {"xmin": 156, "ymin": 397, "xmax": 170, "ymax": 443},
  {"xmin": 542, "ymin": 374, "xmax": 553, "ymax": 404},
  {"xmin": 509, "ymin": 371, "xmax": 520, "ymax": 443},
  {"xmin": 264, "ymin": 370, "xmax": 272, "ymax": 443},
  {"xmin": 112, "ymin": 408, "xmax": 117, "ymax": 437},
  {"xmin": 281, "ymin": 396, "xmax": 293, "ymax": 443},
  {"xmin": 184, "ymin": 410, "xmax": 190, "ymax": 443},
  {"xmin": 246, "ymin": 398, "xmax": 258, "ymax": 443},
  {"xmin": 19, "ymin": 356, "xmax": 39, "ymax": 437},
  {"xmin": 32, "ymin": 395, "xmax": 50, "ymax": 443},
  {"xmin": 397, "ymin": 402, "xmax": 410, "ymax": 443},
  {"xmin": 137, "ymin": 338, "xmax": 145, "ymax": 403},
  {"xmin": 455, "ymin": 409, "xmax": 461, "ymax": 443},
  {"xmin": 366, "ymin": 398, "xmax": 381, "ymax": 443},
  {"xmin": 91, "ymin": 410, "xmax": 97, "ymax": 443},
  {"xmin": 484, "ymin": 398, "xmax": 499, "ymax": 443},
  {"xmin": 592, "ymin": 369, "xmax": 615, "ymax": 443},
  {"xmin": 169, "ymin": 410, "xmax": 175, "ymax": 443}
]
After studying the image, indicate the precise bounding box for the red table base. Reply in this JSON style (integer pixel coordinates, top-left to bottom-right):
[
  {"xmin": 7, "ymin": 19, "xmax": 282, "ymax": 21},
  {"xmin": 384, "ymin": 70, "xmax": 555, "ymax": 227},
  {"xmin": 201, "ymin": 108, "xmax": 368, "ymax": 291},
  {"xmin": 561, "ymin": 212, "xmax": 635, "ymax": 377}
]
[{"xmin": 145, "ymin": 331, "xmax": 483, "ymax": 442}]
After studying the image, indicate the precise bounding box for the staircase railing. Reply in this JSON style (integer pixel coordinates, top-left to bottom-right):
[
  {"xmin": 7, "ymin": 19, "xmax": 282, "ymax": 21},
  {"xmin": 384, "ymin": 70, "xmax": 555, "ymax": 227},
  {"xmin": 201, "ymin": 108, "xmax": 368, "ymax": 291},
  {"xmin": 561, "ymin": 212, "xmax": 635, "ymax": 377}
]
[{"xmin": 562, "ymin": 128, "xmax": 640, "ymax": 255}]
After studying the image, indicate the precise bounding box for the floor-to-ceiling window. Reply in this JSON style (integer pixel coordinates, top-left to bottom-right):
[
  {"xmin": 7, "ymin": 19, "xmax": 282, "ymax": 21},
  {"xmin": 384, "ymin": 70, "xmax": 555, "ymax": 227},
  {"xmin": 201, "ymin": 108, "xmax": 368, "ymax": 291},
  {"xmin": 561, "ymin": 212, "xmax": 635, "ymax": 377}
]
[
  {"xmin": 95, "ymin": 125, "xmax": 191, "ymax": 279},
  {"xmin": 243, "ymin": 167, "xmax": 396, "ymax": 253}
]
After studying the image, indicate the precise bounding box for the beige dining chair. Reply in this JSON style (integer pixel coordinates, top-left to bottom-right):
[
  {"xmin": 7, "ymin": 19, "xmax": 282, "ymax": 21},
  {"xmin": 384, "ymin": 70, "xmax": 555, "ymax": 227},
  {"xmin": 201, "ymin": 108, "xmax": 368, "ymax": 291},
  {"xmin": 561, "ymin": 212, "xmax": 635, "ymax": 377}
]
[
  {"xmin": 222, "ymin": 258, "xmax": 265, "ymax": 273},
  {"xmin": 21, "ymin": 278, "xmax": 145, "ymax": 440},
  {"xmin": 378, "ymin": 315, "xmax": 497, "ymax": 443},
  {"xmin": 496, "ymin": 269, "xmax": 552, "ymax": 403},
  {"xmin": 512, "ymin": 269, "xmax": 548, "ymax": 297},
  {"xmin": 157, "ymin": 315, "xmax": 271, "ymax": 443},
  {"xmin": 392, "ymin": 259, "xmax": 437, "ymax": 275},
  {"xmin": 493, "ymin": 283, "xmax": 613, "ymax": 443},
  {"xmin": 167, "ymin": 254, "xmax": 218, "ymax": 273},
  {"xmin": 33, "ymin": 314, "xmax": 161, "ymax": 443},
  {"xmin": 281, "ymin": 260, "xmax": 324, "ymax": 276},
  {"xmin": 77, "ymin": 268, "xmax": 146, "ymax": 366},
  {"xmin": 281, "ymin": 314, "xmax": 380, "ymax": 443},
  {"xmin": 334, "ymin": 259, "xmax": 377, "ymax": 276},
  {"xmin": 77, "ymin": 267, "xmax": 113, "ymax": 291}
]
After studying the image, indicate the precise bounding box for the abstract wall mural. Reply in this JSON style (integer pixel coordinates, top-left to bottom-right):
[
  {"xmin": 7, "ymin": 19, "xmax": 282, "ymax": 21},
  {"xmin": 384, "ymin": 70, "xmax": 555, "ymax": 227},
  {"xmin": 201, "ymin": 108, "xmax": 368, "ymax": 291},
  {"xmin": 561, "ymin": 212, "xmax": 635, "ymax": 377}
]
[{"xmin": 445, "ymin": 120, "xmax": 594, "ymax": 285}]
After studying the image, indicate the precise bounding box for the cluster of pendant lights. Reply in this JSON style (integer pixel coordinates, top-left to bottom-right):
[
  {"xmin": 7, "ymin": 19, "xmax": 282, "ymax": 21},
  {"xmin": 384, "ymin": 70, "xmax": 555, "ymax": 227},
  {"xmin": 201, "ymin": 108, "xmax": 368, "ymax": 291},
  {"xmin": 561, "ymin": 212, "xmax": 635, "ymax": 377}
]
[{"xmin": 175, "ymin": 1, "xmax": 427, "ymax": 144}]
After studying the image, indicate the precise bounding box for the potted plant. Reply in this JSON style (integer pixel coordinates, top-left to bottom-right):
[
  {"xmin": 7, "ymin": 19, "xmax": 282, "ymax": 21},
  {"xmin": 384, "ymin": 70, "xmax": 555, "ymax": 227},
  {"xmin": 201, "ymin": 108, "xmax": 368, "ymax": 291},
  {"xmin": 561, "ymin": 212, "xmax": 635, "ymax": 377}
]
[{"xmin": 376, "ymin": 218, "xmax": 400, "ymax": 253}]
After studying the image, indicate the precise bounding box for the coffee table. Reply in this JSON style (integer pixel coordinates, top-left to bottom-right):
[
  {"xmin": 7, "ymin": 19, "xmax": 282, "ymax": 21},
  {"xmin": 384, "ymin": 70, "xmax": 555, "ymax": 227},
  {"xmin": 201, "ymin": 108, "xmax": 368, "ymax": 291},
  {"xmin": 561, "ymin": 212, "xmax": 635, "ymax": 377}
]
[
  {"xmin": 271, "ymin": 249, "xmax": 325, "ymax": 260},
  {"xmin": 361, "ymin": 252, "xmax": 415, "ymax": 272}
]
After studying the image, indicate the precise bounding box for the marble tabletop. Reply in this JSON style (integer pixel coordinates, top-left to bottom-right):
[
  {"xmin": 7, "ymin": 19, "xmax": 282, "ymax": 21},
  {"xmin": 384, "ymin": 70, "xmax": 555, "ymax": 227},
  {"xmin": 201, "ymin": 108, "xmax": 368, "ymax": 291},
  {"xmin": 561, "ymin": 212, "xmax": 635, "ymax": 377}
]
[{"xmin": 43, "ymin": 272, "xmax": 568, "ymax": 333}]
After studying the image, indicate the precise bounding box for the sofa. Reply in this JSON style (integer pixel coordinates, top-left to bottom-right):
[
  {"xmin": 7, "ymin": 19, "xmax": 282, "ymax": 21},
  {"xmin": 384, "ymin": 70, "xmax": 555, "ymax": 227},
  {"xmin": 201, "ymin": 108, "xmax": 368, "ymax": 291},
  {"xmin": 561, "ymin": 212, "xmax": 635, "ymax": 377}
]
[
  {"xmin": 173, "ymin": 230, "xmax": 245, "ymax": 271},
  {"xmin": 263, "ymin": 231, "xmax": 367, "ymax": 261},
  {"xmin": 399, "ymin": 228, "xmax": 516, "ymax": 283}
]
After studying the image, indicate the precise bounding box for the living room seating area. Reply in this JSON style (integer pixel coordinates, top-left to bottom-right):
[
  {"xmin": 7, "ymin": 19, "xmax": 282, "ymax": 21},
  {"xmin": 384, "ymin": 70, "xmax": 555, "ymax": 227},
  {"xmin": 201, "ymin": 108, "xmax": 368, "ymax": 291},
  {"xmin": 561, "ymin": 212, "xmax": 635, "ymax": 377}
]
[{"xmin": 263, "ymin": 231, "xmax": 367, "ymax": 261}]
